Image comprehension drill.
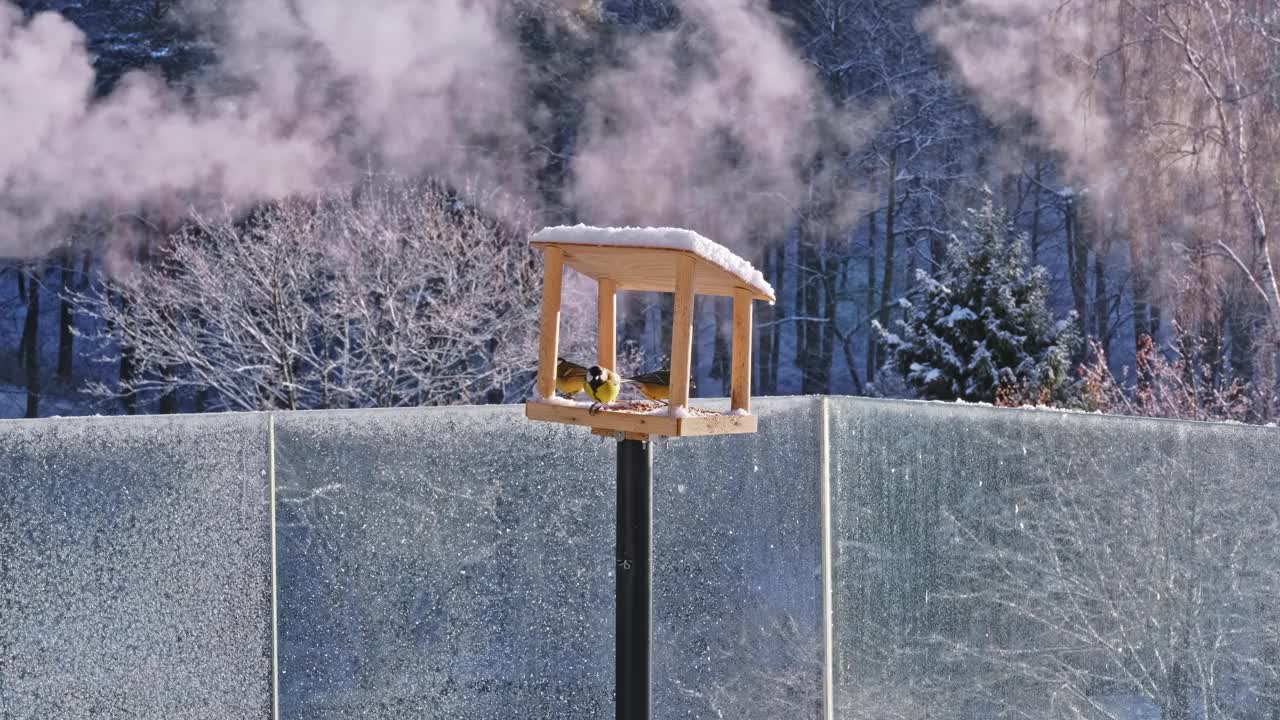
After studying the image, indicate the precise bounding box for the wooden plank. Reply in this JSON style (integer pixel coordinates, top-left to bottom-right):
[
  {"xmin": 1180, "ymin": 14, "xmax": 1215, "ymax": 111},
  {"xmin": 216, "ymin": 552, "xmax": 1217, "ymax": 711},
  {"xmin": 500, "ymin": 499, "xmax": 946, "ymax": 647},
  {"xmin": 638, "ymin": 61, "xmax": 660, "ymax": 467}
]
[
  {"xmin": 668, "ymin": 255, "xmax": 696, "ymax": 410},
  {"xmin": 592, "ymin": 428, "xmax": 651, "ymax": 441},
  {"xmin": 526, "ymin": 402, "xmax": 680, "ymax": 436},
  {"xmin": 598, "ymin": 278, "xmax": 617, "ymax": 371},
  {"xmin": 529, "ymin": 242, "xmax": 775, "ymax": 302},
  {"xmin": 536, "ymin": 246, "xmax": 564, "ymax": 400},
  {"xmin": 731, "ymin": 288, "xmax": 752, "ymax": 413},
  {"xmin": 675, "ymin": 413, "xmax": 758, "ymax": 437},
  {"xmin": 527, "ymin": 402, "xmax": 757, "ymax": 437}
]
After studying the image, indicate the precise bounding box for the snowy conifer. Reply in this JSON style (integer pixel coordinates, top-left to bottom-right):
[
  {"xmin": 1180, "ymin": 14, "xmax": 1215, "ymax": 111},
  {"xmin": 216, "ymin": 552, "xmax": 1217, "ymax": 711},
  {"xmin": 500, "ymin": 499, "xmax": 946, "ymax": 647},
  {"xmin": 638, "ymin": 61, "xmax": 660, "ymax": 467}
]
[{"xmin": 874, "ymin": 199, "xmax": 1079, "ymax": 403}]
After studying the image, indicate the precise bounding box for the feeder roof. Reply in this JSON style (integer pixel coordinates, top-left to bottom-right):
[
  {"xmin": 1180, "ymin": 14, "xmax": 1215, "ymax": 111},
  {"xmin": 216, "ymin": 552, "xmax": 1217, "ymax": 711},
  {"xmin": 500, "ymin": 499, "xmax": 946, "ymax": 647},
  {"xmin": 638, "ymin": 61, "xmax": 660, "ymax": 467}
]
[{"xmin": 530, "ymin": 224, "xmax": 776, "ymax": 302}]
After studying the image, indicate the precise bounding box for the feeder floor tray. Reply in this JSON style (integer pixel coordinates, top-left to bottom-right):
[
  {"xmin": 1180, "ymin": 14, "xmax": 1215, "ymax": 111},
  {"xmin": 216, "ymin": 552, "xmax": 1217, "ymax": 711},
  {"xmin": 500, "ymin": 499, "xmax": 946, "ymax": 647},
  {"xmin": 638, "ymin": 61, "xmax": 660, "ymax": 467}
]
[{"xmin": 525, "ymin": 400, "xmax": 757, "ymax": 438}]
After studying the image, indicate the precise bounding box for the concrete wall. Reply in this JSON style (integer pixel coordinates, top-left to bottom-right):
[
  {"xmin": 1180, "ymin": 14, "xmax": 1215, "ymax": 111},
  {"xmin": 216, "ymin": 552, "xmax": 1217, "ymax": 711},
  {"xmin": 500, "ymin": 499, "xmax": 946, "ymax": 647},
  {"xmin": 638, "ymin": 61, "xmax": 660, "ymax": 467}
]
[
  {"xmin": 271, "ymin": 397, "xmax": 822, "ymax": 720},
  {"xmin": 3, "ymin": 398, "xmax": 1275, "ymax": 719},
  {"xmin": 827, "ymin": 398, "xmax": 1280, "ymax": 720},
  {"xmin": 0, "ymin": 413, "xmax": 272, "ymax": 720}
]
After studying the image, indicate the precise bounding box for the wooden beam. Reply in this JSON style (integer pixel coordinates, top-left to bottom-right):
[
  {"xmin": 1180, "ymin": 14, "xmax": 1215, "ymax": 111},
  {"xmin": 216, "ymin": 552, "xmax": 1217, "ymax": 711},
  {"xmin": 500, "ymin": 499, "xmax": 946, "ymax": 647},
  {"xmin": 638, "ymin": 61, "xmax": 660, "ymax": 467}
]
[
  {"xmin": 731, "ymin": 288, "xmax": 752, "ymax": 413},
  {"xmin": 536, "ymin": 246, "xmax": 564, "ymax": 400},
  {"xmin": 526, "ymin": 401, "xmax": 758, "ymax": 437},
  {"xmin": 674, "ymin": 412, "xmax": 758, "ymax": 436},
  {"xmin": 529, "ymin": 242, "xmax": 776, "ymax": 302},
  {"xmin": 669, "ymin": 255, "xmax": 696, "ymax": 410},
  {"xmin": 592, "ymin": 428, "xmax": 651, "ymax": 442},
  {"xmin": 526, "ymin": 401, "xmax": 678, "ymax": 436},
  {"xmin": 598, "ymin": 278, "xmax": 617, "ymax": 371}
]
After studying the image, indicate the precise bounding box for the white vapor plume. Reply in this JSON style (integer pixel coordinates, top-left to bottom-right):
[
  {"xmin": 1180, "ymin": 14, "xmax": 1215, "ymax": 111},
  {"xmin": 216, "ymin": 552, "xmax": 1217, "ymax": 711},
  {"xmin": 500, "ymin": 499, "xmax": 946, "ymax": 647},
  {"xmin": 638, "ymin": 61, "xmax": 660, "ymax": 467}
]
[
  {"xmin": 0, "ymin": 0, "xmax": 529, "ymax": 258},
  {"xmin": 571, "ymin": 0, "xmax": 836, "ymax": 249},
  {"xmin": 189, "ymin": 0, "xmax": 528, "ymax": 189},
  {"xmin": 2, "ymin": 0, "xmax": 863, "ymax": 260},
  {"xmin": 918, "ymin": 0, "xmax": 1118, "ymax": 191},
  {"xmin": 0, "ymin": 5, "xmax": 333, "ymax": 256}
]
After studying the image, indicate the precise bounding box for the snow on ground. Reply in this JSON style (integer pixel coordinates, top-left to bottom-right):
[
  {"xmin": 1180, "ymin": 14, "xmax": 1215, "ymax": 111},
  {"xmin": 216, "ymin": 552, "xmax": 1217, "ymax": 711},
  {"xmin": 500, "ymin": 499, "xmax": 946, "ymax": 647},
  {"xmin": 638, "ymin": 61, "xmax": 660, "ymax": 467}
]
[{"xmin": 531, "ymin": 224, "xmax": 775, "ymax": 299}]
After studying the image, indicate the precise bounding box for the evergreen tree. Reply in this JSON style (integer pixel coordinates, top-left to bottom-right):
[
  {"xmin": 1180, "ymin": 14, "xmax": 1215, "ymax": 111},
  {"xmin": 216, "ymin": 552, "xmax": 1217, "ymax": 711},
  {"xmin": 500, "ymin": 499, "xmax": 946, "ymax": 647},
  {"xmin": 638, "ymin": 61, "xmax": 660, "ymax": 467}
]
[{"xmin": 874, "ymin": 199, "xmax": 1079, "ymax": 403}]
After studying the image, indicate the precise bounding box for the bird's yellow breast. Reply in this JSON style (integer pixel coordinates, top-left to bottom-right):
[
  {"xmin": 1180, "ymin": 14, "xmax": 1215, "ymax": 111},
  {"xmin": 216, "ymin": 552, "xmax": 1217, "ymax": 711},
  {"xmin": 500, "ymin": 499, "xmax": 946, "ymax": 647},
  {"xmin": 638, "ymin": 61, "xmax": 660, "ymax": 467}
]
[{"xmin": 586, "ymin": 378, "xmax": 620, "ymax": 404}]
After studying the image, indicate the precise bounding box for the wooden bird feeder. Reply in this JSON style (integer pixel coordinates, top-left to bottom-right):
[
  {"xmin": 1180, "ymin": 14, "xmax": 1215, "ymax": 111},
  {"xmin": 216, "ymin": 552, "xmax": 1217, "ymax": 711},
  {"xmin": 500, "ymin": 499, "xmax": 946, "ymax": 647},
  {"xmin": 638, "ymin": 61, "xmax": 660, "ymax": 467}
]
[{"xmin": 524, "ymin": 225, "xmax": 775, "ymax": 440}]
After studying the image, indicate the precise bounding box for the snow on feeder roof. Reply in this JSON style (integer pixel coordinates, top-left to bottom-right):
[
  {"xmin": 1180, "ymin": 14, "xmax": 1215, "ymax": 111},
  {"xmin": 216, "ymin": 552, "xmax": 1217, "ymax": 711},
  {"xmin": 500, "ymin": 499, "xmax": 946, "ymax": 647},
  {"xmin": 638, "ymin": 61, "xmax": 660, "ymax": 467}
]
[
  {"xmin": 526, "ymin": 224, "xmax": 769, "ymax": 439},
  {"xmin": 530, "ymin": 224, "xmax": 776, "ymax": 303}
]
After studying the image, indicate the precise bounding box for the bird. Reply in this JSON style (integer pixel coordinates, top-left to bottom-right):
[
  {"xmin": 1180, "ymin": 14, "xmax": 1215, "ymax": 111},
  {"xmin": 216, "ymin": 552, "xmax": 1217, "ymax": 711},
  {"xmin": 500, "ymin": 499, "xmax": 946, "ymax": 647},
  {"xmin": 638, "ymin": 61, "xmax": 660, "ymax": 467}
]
[
  {"xmin": 556, "ymin": 357, "xmax": 589, "ymax": 397},
  {"xmin": 584, "ymin": 365, "xmax": 621, "ymax": 414},
  {"xmin": 624, "ymin": 370, "xmax": 695, "ymax": 403}
]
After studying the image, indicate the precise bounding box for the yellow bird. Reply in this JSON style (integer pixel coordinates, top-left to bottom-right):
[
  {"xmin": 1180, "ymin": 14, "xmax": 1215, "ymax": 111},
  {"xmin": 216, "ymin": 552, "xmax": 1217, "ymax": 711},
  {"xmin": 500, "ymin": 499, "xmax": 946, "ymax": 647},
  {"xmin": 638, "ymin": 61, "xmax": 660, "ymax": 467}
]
[
  {"xmin": 624, "ymin": 370, "xmax": 695, "ymax": 403},
  {"xmin": 556, "ymin": 357, "xmax": 589, "ymax": 397},
  {"xmin": 585, "ymin": 365, "xmax": 621, "ymax": 414}
]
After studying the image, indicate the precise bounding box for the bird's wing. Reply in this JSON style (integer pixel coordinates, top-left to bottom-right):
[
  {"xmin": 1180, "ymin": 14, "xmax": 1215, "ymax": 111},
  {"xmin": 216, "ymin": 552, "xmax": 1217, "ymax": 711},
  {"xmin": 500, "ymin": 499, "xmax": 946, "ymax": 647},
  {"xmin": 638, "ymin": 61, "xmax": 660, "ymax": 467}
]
[
  {"xmin": 626, "ymin": 371, "xmax": 692, "ymax": 387},
  {"xmin": 624, "ymin": 372, "xmax": 666, "ymax": 385},
  {"xmin": 557, "ymin": 359, "xmax": 588, "ymax": 377}
]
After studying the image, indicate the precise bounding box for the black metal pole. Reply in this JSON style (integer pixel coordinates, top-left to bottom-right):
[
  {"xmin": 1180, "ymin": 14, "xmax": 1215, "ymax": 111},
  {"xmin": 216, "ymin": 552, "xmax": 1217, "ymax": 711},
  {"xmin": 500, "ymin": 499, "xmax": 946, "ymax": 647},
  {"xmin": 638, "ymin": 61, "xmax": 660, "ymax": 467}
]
[{"xmin": 616, "ymin": 438, "xmax": 652, "ymax": 720}]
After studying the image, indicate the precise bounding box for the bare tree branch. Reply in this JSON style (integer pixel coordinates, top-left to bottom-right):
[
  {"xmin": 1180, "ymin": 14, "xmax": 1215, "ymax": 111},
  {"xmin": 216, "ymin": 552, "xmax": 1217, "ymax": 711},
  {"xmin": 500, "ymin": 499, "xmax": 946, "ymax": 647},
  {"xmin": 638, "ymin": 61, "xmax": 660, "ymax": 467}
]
[{"xmin": 74, "ymin": 180, "xmax": 550, "ymax": 411}]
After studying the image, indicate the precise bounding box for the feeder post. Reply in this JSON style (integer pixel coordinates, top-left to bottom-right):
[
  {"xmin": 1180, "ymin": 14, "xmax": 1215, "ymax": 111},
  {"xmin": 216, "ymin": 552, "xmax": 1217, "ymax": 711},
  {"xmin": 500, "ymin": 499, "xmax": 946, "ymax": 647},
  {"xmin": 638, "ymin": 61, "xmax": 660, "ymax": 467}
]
[
  {"xmin": 731, "ymin": 288, "xmax": 752, "ymax": 413},
  {"xmin": 669, "ymin": 256, "xmax": 696, "ymax": 409},
  {"xmin": 599, "ymin": 278, "xmax": 617, "ymax": 370},
  {"xmin": 616, "ymin": 438, "xmax": 652, "ymax": 720},
  {"xmin": 536, "ymin": 246, "xmax": 565, "ymax": 400}
]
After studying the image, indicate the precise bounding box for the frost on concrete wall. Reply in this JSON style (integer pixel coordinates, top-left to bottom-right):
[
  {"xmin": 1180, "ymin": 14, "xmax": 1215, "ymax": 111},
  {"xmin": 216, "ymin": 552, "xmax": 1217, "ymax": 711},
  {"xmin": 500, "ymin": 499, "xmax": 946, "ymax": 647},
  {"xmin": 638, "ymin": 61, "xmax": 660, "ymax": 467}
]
[
  {"xmin": 827, "ymin": 399, "xmax": 1280, "ymax": 720},
  {"xmin": 0, "ymin": 413, "xmax": 272, "ymax": 720},
  {"xmin": 35, "ymin": 396, "xmax": 1280, "ymax": 719},
  {"xmin": 652, "ymin": 396, "xmax": 823, "ymax": 720},
  {"xmin": 272, "ymin": 405, "xmax": 616, "ymax": 720},
  {"xmin": 1, "ymin": 399, "xmax": 827, "ymax": 720},
  {"xmin": 271, "ymin": 398, "xmax": 825, "ymax": 720}
]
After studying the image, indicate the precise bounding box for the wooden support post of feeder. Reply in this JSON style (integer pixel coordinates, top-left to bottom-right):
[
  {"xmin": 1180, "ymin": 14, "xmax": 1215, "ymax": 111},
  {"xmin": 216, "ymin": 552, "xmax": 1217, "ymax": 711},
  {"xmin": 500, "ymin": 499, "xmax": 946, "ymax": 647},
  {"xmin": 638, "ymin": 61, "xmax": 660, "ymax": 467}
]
[
  {"xmin": 668, "ymin": 255, "xmax": 695, "ymax": 412},
  {"xmin": 535, "ymin": 246, "xmax": 564, "ymax": 403},
  {"xmin": 598, "ymin": 278, "xmax": 617, "ymax": 371},
  {"xmin": 731, "ymin": 287, "xmax": 752, "ymax": 414}
]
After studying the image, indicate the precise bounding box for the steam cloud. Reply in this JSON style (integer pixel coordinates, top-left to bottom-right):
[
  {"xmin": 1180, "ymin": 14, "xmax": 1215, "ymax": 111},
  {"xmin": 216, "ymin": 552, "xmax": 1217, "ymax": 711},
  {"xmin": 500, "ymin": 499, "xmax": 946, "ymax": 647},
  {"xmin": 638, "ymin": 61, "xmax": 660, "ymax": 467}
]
[
  {"xmin": 0, "ymin": 0, "xmax": 530, "ymax": 258},
  {"xmin": 918, "ymin": 0, "xmax": 1118, "ymax": 192},
  {"xmin": 570, "ymin": 0, "xmax": 836, "ymax": 246},
  {"xmin": 1, "ymin": 0, "xmax": 855, "ymax": 259},
  {"xmin": 187, "ymin": 0, "xmax": 529, "ymax": 191},
  {"xmin": 0, "ymin": 4, "xmax": 333, "ymax": 256}
]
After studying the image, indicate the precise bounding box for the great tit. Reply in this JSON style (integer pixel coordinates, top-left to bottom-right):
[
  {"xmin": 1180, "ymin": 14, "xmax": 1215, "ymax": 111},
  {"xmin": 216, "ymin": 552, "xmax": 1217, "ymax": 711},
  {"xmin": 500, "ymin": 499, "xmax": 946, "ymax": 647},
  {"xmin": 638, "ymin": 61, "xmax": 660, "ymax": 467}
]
[
  {"xmin": 556, "ymin": 357, "xmax": 589, "ymax": 397},
  {"xmin": 585, "ymin": 365, "xmax": 621, "ymax": 414},
  {"xmin": 624, "ymin": 370, "xmax": 695, "ymax": 403}
]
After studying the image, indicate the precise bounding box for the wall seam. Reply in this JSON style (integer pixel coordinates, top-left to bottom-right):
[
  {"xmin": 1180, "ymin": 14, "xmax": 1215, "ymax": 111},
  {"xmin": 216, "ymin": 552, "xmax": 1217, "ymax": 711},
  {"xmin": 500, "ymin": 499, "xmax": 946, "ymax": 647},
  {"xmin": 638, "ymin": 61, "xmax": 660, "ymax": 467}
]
[
  {"xmin": 268, "ymin": 413, "xmax": 281, "ymax": 720},
  {"xmin": 819, "ymin": 397, "xmax": 834, "ymax": 720}
]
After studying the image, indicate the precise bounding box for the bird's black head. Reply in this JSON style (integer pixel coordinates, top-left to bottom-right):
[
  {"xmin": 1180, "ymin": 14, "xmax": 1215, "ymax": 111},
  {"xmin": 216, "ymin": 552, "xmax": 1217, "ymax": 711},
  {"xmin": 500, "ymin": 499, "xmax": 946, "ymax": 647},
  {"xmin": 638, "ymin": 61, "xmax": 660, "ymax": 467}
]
[{"xmin": 588, "ymin": 365, "xmax": 603, "ymax": 380}]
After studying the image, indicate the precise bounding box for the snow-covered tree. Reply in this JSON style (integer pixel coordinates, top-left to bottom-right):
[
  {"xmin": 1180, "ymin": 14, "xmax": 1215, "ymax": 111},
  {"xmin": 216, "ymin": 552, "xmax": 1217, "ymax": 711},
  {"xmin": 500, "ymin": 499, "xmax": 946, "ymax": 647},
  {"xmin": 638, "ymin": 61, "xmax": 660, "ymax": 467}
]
[
  {"xmin": 74, "ymin": 180, "xmax": 548, "ymax": 412},
  {"xmin": 874, "ymin": 199, "xmax": 1078, "ymax": 403}
]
